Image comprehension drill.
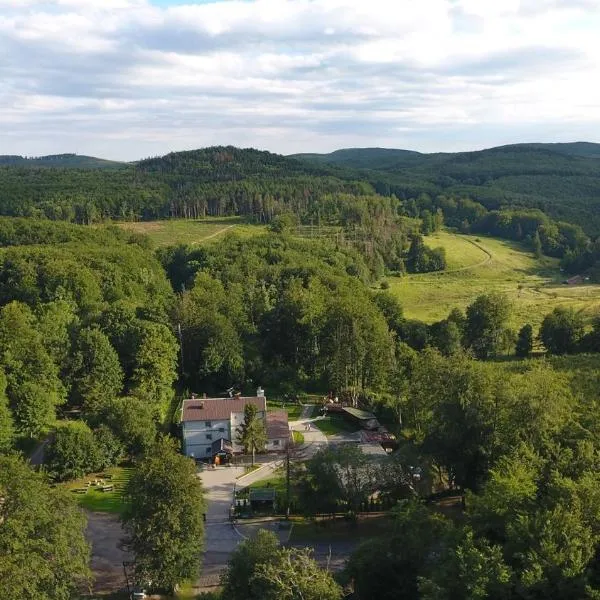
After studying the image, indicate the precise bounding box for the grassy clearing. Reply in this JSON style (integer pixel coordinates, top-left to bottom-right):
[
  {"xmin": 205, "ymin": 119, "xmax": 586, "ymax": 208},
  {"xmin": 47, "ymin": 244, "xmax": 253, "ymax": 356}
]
[
  {"xmin": 390, "ymin": 231, "xmax": 600, "ymax": 330},
  {"xmin": 313, "ymin": 415, "xmax": 359, "ymax": 437},
  {"xmin": 249, "ymin": 469, "xmax": 287, "ymax": 493},
  {"xmin": 62, "ymin": 466, "xmax": 132, "ymax": 514},
  {"xmin": 117, "ymin": 216, "xmax": 265, "ymax": 247},
  {"xmin": 268, "ymin": 401, "xmax": 305, "ymax": 421}
]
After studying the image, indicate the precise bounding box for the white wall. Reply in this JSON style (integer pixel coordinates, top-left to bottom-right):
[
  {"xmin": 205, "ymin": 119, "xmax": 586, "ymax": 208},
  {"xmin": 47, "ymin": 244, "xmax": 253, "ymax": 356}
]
[
  {"xmin": 266, "ymin": 438, "xmax": 288, "ymax": 452},
  {"xmin": 183, "ymin": 419, "xmax": 230, "ymax": 458}
]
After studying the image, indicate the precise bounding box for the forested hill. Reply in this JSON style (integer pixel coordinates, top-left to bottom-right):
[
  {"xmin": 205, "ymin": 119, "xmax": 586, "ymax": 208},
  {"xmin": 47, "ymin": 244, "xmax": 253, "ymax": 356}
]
[
  {"xmin": 3, "ymin": 142, "xmax": 600, "ymax": 235},
  {"xmin": 292, "ymin": 143, "xmax": 600, "ymax": 234},
  {"xmin": 0, "ymin": 146, "xmax": 373, "ymax": 223},
  {"xmin": 136, "ymin": 146, "xmax": 345, "ymax": 180},
  {"xmin": 0, "ymin": 153, "xmax": 126, "ymax": 169},
  {"xmin": 291, "ymin": 147, "xmax": 423, "ymax": 170}
]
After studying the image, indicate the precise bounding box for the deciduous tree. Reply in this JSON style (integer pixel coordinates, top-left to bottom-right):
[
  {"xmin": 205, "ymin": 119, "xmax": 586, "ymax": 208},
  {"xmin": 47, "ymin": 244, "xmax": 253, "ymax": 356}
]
[
  {"xmin": 122, "ymin": 436, "xmax": 205, "ymax": 592},
  {"xmin": 0, "ymin": 455, "xmax": 91, "ymax": 599}
]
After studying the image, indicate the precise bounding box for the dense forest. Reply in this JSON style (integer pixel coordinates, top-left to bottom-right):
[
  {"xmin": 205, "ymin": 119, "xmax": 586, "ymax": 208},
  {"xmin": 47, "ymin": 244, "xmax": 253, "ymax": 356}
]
[
  {"xmin": 1, "ymin": 144, "xmax": 598, "ymax": 274},
  {"xmin": 0, "ymin": 143, "xmax": 599, "ymax": 598},
  {"xmin": 293, "ymin": 143, "xmax": 600, "ymax": 236}
]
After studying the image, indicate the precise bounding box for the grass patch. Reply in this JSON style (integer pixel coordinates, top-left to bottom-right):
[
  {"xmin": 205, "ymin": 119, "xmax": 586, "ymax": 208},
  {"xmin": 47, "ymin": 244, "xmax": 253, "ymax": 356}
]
[
  {"xmin": 117, "ymin": 216, "xmax": 265, "ymax": 247},
  {"xmin": 292, "ymin": 430, "xmax": 305, "ymax": 445},
  {"xmin": 61, "ymin": 466, "xmax": 132, "ymax": 514},
  {"xmin": 268, "ymin": 401, "xmax": 305, "ymax": 421},
  {"xmin": 249, "ymin": 470, "xmax": 287, "ymax": 493},
  {"xmin": 289, "ymin": 514, "xmax": 392, "ymax": 543},
  {"xmin": 390, "ymin": 230, "xmax": 600, "ymax": 330},
  {"xmin": 313, "ymin": 415, "xmax": 359, "ymax": 437}
]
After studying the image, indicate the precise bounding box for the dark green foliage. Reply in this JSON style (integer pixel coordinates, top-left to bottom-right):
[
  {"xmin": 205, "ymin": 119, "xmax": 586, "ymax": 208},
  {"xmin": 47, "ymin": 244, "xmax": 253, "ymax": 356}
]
[
  {"xmin": 252, "ymin": 547, "xmax": 342, "ymax": 600},
  {"xmin": 299, "ymin": 445, "xmax": 377, "ymax": 516},
  {"xmin": 129, "ymin": 321, "xmax": 178, "ymax": 408},
  {"xmin": 69, "ymin": 327, "xmax": 124, "ymax": 413},
  {"xmin": 122, "ymin": 436, "xmax": 205, "ymax": 592},
  {"xmin": 0, "ymin": 301, "xmax": 65, "ymax": 437},
  {"xmin": 102, "ymin": 397, "xmax": 158, "ymax": 456},
  {"xmin": 295, "ymin": 143, "xmax": 600, "ymax": 236},
  {"xmin": 45, "ymin": 421, "xmax": 101, "ymax": 481},
  {"xmin": 429, "ymin": 319, "xmax": 462, "ymax": 356},
  {"xmin": 236, "ymin": 403, "xmax": 267, "ymax": 466},
  {"xmin": 221, "ymin": 529, "xmax": 342, "ymax": 600},
  {"xmin": 93, "ymin": 424, "xmax": 124, "ymax": 469},
  {"xmin": 464, "ymin": 293, "xmax": 512, "ymax": 359},
  {"xmin": 405, "ymin": 235, "xmax": 447, "ymax": 273},
  {"xmin": 515, "ymin": 323, "xmax": 534, "ymax": 357},
  {"xmin": 347, "ymin": 501, "xmax": 451, "ymax": 600},
  {"xmin": 0, "ymin": 454, "xmax": 91, "ymax": 599},
  {"xmin": 169, "ymin": 235, "xmax": 395, "ymax": 394},
  {"xmin": 220, "ymin": 529, "xmax": 281, "ymax": 600},
  {"xmin": 540, "ymin": 307, "xmax": 585, "ymax": 355},
  {"xmin": 0, "ymin": 370, "xmax": 14, "ymax": 453}
]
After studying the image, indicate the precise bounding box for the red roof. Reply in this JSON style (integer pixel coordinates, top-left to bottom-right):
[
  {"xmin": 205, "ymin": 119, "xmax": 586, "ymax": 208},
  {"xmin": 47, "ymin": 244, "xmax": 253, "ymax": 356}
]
[
  {"xmin": 182, "ymin": 397, "xmax": 266, "ymax": 422},
  {"xmin": 266, "ymin": 410, "xmax": 290, "ymax": 439}
]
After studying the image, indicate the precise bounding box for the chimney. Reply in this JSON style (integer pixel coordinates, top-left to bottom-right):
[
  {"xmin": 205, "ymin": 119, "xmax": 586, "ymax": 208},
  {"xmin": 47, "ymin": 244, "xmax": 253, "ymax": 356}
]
[
  {"xmin": 203, "ymin": 393, "xmax": 207, "ymax": 399},
  {"xmin": 257, "ymin": 386, "xmax": 265, "ymax": 398}
]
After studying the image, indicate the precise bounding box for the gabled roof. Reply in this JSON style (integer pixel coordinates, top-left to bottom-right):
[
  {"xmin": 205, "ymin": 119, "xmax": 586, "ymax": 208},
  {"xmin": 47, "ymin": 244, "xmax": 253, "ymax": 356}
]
[
  {"xmin": 182, "ymin": 396, "xmax": 266, "ymax": 422},
  {"xmin": 211, "ymin": 438, "xmax": 233, "ymax": 455},
  {"xmin": 266, "ymin": 410, "xmax": 290, "ymax": 440}
]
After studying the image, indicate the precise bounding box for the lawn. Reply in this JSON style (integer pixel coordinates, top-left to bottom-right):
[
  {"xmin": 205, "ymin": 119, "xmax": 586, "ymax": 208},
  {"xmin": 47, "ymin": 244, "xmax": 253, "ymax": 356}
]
[
  {"xmin": 117, "ymin": 216, "xmax": 265, "ymax": 247},
  {"xmin": 249, "ymin": 469, "xmax": 287, "ymax": 494},
  {"xmin": 313, "ymin": 415, "xmax": 359, "ymax": 437},
  {"xmin": 268, "ymin": 402, "xmax": 306, "ymax": 421},
  {"xmin": 390, "ymin": 231, "xmax": 600, "ymax": 330},
  {"xmin": 62, "ymin": 466, "xmax": 132, "ymax": 514}
]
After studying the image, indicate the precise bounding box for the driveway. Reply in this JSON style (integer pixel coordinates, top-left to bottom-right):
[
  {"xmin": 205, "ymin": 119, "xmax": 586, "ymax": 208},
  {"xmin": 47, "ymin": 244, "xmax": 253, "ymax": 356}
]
[{"xmin": 199, "ymin": 465, "xmax": 246, "ymax": 585}]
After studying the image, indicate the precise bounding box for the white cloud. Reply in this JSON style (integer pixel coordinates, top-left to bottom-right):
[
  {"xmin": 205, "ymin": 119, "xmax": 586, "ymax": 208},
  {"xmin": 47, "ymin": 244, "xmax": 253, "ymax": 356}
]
[{"xmin": 1, "ymin": 0, "xmax": 600, "ymax": 159}]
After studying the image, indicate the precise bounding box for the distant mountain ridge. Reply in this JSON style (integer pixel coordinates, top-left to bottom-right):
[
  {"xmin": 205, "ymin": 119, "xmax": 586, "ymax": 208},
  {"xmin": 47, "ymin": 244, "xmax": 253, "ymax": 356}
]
[
  {"xmin": 0, "ymin": 153, "xmax": 126, "ymax": 169},
  {"xmin": 2, "ymin": 142, "xmax": 600, "ymax": 234},
  {"xmin": 290, "ymin": 142, "xmax": 600, "ymax": 167}
]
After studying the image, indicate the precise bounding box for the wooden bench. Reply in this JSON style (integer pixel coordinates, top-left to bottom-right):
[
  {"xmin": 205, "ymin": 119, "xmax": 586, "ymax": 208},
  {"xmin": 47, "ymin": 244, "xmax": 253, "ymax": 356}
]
[{"xmin": 100, "ymin": 485, "xmax": 114, "ymax": 492}]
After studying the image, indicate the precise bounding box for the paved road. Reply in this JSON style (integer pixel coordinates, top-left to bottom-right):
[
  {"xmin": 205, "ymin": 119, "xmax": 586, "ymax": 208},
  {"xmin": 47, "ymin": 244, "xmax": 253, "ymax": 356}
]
[{"xmin": 199, "ymin": 465, "xmax": 246, "ymax": 583}]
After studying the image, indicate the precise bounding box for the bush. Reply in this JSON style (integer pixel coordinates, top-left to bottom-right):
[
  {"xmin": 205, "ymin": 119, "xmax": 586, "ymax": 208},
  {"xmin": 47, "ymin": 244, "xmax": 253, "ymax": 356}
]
[
  {"xmin": 94, "ymin": 424, "xmax": 124, "ymax": 469},
  {"xmin": 45, "ymin": 421, "xmax": 101, "ymax": 481}
]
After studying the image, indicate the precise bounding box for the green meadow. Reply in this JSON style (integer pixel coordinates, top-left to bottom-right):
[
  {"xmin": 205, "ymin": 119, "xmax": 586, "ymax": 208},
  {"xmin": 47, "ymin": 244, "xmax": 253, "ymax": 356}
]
[
  {"xmin": 390, "ymin": 231, "xmax": 600, "ymax": 330},
  {"xmin": 118, "ymin": 216, "xmax": 265, "ymax": 246}
]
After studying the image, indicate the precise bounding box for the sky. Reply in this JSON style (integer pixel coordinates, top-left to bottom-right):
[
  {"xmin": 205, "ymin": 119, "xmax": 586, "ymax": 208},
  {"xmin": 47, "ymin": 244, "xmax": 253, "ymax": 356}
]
[{"xmin": 1, "ymin": 0, "xmax": 600, "ymax": 161}]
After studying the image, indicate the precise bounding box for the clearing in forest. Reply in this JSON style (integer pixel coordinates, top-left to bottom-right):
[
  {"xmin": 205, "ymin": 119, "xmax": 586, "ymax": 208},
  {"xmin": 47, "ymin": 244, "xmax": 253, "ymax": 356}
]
[
  {"xmin": 390, "ymin": 230, "xmax": 600, "ymax": 330},
  {"xmin": 118, "ymin": 216, "xmax": 265, "ymax": 246}
]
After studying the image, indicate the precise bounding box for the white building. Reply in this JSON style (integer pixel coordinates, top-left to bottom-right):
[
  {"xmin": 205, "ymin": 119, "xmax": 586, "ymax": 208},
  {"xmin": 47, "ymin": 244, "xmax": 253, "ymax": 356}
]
[{"xmin": 181, "ymin": 392, "xmax": 289, "ymax": 460}]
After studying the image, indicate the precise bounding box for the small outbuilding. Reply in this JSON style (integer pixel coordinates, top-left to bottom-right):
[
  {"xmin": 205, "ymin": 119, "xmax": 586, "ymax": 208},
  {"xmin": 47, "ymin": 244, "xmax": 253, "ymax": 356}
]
[
  {"xmin": 342, "ymin": 407, "xmax": 380, "ymax": 430},
  {"xmin": 266, "ymin": 410, "xmax": 290, "ymax": 452}
]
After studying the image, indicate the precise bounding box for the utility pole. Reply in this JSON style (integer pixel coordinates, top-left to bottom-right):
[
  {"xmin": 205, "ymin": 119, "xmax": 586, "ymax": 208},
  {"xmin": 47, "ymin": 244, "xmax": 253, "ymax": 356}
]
[
  {"xmin": 177, "ymin": 323, "xmax": 184, "ymax": 375},
  {"xmin": 285, "ymin": 441, "xmax": 291, "ymax": 520}
]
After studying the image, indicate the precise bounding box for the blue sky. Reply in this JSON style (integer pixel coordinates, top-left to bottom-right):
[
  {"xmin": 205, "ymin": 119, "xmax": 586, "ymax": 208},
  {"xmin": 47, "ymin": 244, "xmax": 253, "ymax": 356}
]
[{"xmin": 1, "ymin": 0, "xmax": 599, "ymax": 160}]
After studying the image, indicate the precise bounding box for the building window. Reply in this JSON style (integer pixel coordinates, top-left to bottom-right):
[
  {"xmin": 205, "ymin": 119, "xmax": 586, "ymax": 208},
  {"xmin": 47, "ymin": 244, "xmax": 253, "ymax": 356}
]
[
  {"xmin": 273, "ymin": 440, "xmax": 280, "ymax": 446},
  {"xmin": 205, "ymin": 421, "xmax": 212, "ymax": 428},
  {"xmin": 206, "ymin": 434, "xmax": 213, "ymax": 441},
  {"xmin": 206, "ymin": 448, "xmax": 211, "ymax": 454},
  {"xmin": 218, "ymin": 428, "xmax": 225, "ymax": 433}
]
